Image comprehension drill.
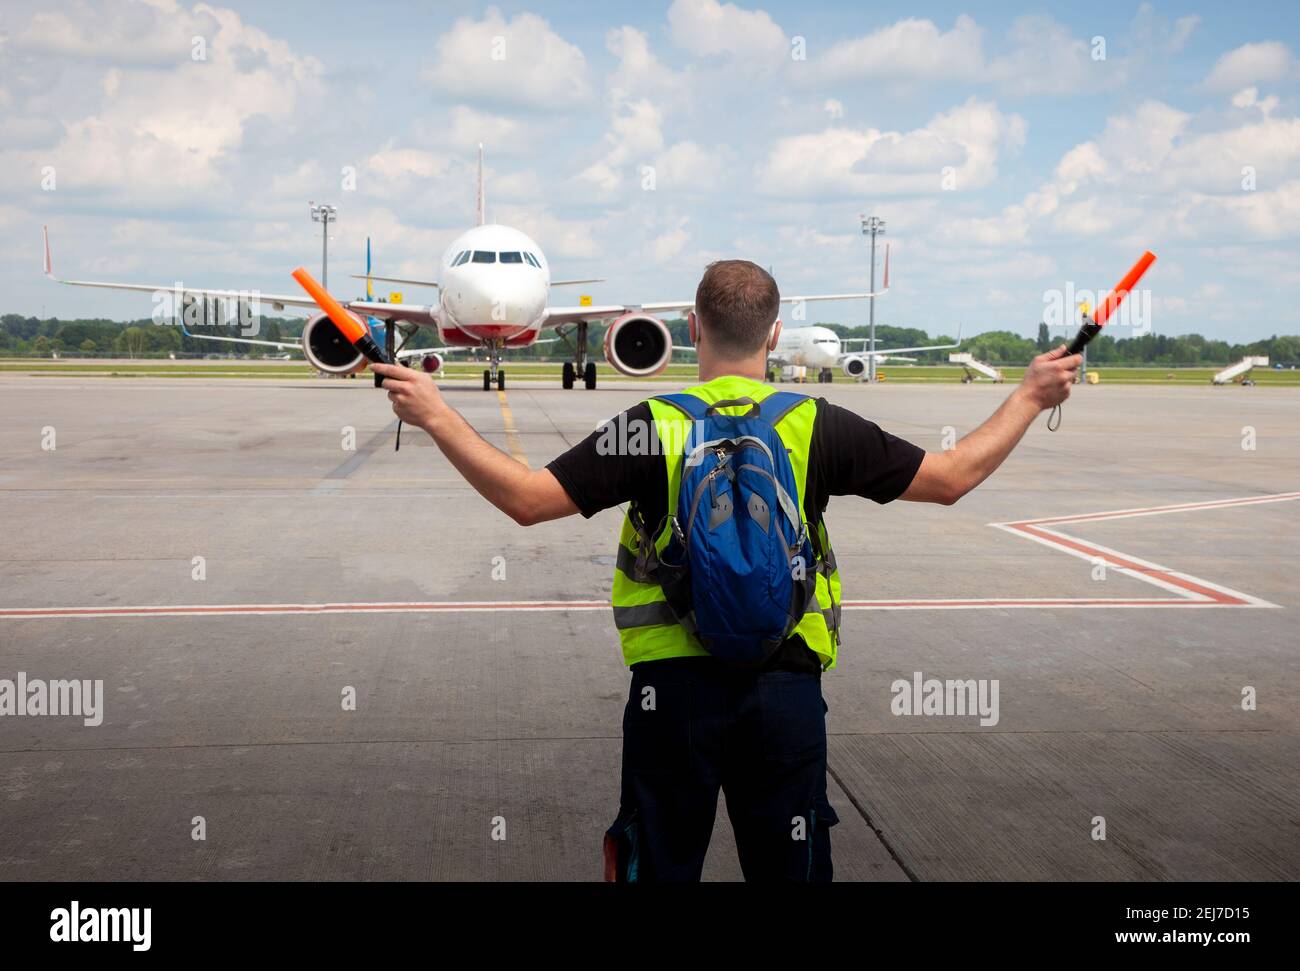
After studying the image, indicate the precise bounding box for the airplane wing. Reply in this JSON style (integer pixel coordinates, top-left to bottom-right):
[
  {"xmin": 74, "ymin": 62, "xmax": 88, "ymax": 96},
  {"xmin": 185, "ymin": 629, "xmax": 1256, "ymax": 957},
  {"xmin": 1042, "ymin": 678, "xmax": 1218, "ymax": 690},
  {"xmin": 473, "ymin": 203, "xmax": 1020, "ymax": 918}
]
[
  {"xmin": 350, "ymin": 274, "xmax": 438, "ymax": 289},
  {"xmin": 840, "ymin": 326, "xmax": 962, "ymax": 360},
  {"xmin": 543, "ymin": 291, "xmax": 886, "ymax": 328},
  {"xmin": 178, "ymin": 328, "xmax": 303, "ymax": 352},
  {"xmin": 43, "ymin": 227, "xmax": 437, "ymax": 324}
]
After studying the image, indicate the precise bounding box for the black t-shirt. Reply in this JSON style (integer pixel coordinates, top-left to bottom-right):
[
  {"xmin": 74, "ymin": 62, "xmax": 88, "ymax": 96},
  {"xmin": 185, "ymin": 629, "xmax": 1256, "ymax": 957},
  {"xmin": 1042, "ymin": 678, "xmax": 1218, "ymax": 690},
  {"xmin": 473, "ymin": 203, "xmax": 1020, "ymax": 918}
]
[{"xmin": 546, "ymin": 397, "xmax": 926, "ymax": 672}]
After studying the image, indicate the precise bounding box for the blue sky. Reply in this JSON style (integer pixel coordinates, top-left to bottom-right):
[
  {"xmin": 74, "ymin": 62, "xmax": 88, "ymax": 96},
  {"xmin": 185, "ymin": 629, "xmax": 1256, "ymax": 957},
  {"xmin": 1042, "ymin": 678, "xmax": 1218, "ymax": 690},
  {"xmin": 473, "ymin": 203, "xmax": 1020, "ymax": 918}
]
[{"xmin": 3, "ymin": 0, "xmax": 1299, "ymax": 341}]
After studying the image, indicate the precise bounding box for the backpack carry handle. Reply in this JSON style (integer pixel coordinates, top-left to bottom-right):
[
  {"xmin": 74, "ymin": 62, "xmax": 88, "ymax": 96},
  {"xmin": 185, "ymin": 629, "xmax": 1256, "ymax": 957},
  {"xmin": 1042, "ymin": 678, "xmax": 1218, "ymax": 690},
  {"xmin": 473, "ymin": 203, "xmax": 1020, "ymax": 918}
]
[{"xmin": 704, "ymin": 397, "xmax": 760, "ymax": 418}]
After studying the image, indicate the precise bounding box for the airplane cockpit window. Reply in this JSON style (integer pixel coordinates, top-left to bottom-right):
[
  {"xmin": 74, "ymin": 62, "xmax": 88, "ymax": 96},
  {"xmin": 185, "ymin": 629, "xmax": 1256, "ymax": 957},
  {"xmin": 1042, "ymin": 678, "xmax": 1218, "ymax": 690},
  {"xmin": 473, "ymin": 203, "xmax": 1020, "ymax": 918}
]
[
  {"xmin": 499, "ymin": 251, "xmax": 523, "ymax": 263},
  {"xmin": 471, "ymin": 251, "xmax": 496, "ymax": 264},
  {"xmin": 453, "ymin": 250, "xmax": 471, "ymax": 266},
  {"xmin": 523, "ymin": 252, "xmax": 541, "ymax": 268}
]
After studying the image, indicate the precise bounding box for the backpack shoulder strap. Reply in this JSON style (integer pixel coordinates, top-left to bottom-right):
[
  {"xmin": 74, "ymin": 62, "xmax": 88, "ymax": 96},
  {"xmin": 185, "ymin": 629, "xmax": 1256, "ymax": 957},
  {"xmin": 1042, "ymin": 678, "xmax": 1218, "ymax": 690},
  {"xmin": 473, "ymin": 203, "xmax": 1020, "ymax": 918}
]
[
  {"xmin": 760, "ymin": 391, "xmax": 811, "ymax": 426},
  {"xmin": 652, "ymin": 392, "xmax": 709, "ymax": 421}
]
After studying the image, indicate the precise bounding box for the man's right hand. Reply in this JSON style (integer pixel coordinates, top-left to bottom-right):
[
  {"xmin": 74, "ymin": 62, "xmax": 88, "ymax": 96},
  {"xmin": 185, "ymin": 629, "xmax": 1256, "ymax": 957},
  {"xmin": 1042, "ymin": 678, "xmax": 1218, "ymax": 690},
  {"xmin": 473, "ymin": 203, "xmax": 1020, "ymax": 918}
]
[{"xmin": 1018, "ymin": 346, "xmax": 1082, "ymax": 411}]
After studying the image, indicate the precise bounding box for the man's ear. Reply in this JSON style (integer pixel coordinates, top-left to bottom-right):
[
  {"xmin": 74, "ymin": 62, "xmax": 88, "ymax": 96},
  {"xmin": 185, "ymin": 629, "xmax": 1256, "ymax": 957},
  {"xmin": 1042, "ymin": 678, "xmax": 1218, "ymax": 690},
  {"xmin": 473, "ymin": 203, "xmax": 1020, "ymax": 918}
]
[
  {"xmin": 768, "ymin": 318, "xmax": 782, "ymax": 352},
  {"xmin": 688, "ymin": 310, "xmax": 699, "ymax": 347}
]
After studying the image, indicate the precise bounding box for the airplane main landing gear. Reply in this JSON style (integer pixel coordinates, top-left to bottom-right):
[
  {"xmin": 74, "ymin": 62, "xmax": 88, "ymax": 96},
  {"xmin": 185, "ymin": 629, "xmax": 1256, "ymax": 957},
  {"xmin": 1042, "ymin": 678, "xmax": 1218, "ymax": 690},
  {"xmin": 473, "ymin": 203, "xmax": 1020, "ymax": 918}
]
[{"xmin": 560, "ymin": 321, "xmax": 596, "ymax": 389}]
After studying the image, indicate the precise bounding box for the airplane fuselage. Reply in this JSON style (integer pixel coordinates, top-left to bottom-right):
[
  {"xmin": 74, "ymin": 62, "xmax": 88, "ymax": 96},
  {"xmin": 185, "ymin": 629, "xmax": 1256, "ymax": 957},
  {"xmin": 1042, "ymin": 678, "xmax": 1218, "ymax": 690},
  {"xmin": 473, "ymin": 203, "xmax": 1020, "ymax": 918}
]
[
  {"xmin": 436, "ymin": 224, "xmax": 550, "ymax": 347},
  {"xmin": 772, "ymin": 324, "xmax": 842, "ymax": 370}
]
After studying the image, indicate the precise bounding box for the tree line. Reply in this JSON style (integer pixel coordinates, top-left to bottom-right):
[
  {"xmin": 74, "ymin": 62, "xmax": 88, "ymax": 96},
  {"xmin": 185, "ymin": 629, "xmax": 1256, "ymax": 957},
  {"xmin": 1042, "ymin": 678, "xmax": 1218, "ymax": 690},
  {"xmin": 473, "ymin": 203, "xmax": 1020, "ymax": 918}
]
[
  {"xmin": 4, "ymin": 313, "xmax": 1297, "ymax": 367},
  {"xmin": 825, "ymin": 322, "xmax": 1300, "ymax": 367}
]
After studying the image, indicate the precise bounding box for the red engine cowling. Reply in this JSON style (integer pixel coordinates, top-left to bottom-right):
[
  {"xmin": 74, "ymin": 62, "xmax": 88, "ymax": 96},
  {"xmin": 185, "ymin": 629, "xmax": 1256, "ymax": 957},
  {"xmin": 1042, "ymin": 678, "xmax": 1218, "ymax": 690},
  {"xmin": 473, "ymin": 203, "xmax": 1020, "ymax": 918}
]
[
  {"xmin": 603, "ymin": 313, "xmax": 672, "ymax": 378},
  {"xmin": 420, "ymin": 352, "xmax": 444, "ymax": 374},
  {"xmin": 302, "ymin": 312, "xmax": 366, "ymax": 375}
]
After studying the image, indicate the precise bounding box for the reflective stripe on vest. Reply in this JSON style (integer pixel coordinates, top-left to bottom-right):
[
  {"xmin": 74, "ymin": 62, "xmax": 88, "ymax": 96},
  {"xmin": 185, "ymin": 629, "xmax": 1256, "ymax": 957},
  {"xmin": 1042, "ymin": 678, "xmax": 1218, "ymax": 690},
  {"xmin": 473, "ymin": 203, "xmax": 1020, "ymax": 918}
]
[{"xmin": 610, "ymin": 375, "xmax": 842, "ymax": 670}]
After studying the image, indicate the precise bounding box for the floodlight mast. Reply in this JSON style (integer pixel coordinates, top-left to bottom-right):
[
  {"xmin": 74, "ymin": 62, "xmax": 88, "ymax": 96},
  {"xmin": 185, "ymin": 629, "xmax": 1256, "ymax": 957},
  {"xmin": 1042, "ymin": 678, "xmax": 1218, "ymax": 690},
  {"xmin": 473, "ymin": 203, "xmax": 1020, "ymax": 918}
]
[
  {"xmin": 309, "ymin": 202, "xmax": 338, "ymax": 290},
  {"xmin": 861, "ymin": 214, "xmax": 886, "ymax": 382}
]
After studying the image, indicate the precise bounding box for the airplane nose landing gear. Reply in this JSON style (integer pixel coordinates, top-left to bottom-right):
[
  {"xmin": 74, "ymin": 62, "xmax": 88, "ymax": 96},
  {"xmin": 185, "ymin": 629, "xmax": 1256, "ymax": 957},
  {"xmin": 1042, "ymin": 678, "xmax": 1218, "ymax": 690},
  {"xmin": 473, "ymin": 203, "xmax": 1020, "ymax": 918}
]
[{"xmin": 483, "ymin": 340, "xmax": 505, "ymax": 391}]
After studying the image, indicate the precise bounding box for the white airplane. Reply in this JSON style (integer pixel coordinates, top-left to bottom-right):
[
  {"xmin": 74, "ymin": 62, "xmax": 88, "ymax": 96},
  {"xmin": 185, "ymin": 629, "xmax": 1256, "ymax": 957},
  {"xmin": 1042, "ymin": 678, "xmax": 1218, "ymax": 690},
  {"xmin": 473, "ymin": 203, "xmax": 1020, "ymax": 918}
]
[
  {"xmin": 43, "ymin": 145, "xmax": 885, "ymax": 391},
  {"xmin": 769, "ymin": 321, "xmax": 963, "ymax": 383}
]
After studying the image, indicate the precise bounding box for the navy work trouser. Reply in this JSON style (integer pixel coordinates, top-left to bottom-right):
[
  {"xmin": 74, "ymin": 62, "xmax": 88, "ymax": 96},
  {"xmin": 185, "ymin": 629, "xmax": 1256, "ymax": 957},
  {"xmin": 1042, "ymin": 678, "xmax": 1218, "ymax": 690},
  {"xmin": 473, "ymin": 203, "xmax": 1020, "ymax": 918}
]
[{"xmin": 604, "ymin": 657, "xmax": 838, "ymax": 882}]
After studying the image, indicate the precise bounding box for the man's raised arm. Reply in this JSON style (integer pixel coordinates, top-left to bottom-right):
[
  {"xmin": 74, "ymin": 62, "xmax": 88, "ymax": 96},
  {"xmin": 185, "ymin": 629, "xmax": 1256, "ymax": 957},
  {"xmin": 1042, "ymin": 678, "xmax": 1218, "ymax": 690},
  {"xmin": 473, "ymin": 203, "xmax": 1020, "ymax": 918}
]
[
  {"xmin": 372, "ymin": 363, "xmax": 579, "ymax": 526},
  {"xmin": 901, "ymin": 347, "xmax": 1081, "ymax": 505}
]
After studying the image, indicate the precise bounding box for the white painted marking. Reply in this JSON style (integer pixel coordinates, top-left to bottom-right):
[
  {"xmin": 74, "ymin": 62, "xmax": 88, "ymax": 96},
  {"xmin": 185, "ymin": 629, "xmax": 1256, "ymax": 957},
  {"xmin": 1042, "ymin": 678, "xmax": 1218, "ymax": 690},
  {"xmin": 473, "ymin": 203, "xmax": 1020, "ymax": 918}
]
[{"xmin": 3, "ymin": 492, "xmax": 1294, "ymax": 620}]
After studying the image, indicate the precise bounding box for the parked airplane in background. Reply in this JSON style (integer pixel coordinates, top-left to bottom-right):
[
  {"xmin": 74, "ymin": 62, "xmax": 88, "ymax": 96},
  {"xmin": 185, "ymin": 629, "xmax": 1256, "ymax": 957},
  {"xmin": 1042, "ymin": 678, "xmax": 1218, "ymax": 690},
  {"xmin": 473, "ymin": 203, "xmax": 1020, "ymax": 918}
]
[
  {"xmin": 770, "ymin": 322, "xmax": 962, "ymax": 383},
  {"xmin": 43, "ymin": 146, "xmax": 885, "ymax": 390}
]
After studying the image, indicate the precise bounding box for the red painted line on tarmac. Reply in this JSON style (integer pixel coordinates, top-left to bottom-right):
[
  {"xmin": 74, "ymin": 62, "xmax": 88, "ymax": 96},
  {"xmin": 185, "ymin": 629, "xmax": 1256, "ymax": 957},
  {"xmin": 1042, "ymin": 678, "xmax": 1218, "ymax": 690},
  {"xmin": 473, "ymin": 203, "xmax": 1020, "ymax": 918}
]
[
  {"xmin": 0, "ymin": 601, "xmax": 609, "ymax": 619},
  {"xmin": 840, "ymin": 598, "xmax": 1224, "ymax": 609},
  {"xmin": 1001, "ymin": 522, "xmax": 1244, "ymax": 604}
]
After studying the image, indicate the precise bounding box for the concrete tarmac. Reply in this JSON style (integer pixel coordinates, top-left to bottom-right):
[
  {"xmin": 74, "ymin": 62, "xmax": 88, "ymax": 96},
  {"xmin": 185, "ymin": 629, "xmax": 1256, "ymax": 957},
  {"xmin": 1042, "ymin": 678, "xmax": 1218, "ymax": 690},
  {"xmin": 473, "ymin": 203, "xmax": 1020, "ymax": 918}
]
[{"xmin": 1, "ymin": 373, "xmax": 1297, "ymax": 880}]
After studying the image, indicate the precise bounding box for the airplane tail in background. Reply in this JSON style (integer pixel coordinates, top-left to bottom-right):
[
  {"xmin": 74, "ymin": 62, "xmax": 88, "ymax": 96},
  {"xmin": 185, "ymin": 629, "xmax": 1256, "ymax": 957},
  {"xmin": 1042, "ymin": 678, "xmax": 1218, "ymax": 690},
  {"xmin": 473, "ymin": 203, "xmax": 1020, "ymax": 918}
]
[{"xmin": 476, "ymin": 143, "xmax": 486, "ymax": 226}]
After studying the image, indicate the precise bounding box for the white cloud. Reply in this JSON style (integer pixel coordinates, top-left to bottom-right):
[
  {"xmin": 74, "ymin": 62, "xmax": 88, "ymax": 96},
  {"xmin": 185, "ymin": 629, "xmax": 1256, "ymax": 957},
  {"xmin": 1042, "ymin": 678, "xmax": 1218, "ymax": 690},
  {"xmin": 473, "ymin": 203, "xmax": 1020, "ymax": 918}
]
[
  {"xmin": 667, "ymin": 0, "xmax": 787, "ymax": 64},
  {"xmin": 365, "ymin": 146, "xmax": 451, "ymax": 185},
  {"xmin": 649, "ymin": 217, "xmax": 691, "ymax": 264},
  {"xmin": 934, "ymin": 92, "xmax": 1300, "ymax": 256},
  {"xmin": 756, "ymin": 98, "xmax": 1025, "ymax": 199},
  {"xmin": 986, "ymin": 16, "xmax": 1117, "ymax": 95},
  {"xmin": 1203, "ymin": 41, "xmax": 1294, "ymax": 93},
  {"xmin": 445, "ymin": 107, "xmax": 532, "ymax": 155},
  {"xmin": 10, "ymin": 3, "xmax": 211, "ymax": 66},
  {"xmin": 803, "ymin": 14, "xmax": 1119, "ymax": 95},
  {"xmin": 606, "ymin": 26, "xmax": 687, "ymax": 101},
  {"xmin": 0, "ymin": 3, "xmax": 323, "ymax": 200},
  {"xmin": 808, "ymin": 16, "xmax": 984, "ymax": 84},
  {"xmin": 423, "ymin": 8, "xmax": 591, "ymax": 110},
  {"xmin": 652, "ymin": 142, "xmax": 726, "ymax": 190},
  {"xmin": 579, "ymin": 97, "xmax": 665, "ymax": 197}
]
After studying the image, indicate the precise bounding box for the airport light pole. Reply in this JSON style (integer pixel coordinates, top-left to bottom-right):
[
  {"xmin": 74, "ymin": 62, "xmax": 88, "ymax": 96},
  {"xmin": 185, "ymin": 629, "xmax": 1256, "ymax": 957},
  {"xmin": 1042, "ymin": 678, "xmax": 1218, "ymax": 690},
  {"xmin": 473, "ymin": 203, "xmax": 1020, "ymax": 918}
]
[
  {"xmin": 861, "ymin": 214, "xmax": 885, "ymax": 382},
  {"xmin": 310, "ymin": 202, "xmax": 337, "ymax": 290}
]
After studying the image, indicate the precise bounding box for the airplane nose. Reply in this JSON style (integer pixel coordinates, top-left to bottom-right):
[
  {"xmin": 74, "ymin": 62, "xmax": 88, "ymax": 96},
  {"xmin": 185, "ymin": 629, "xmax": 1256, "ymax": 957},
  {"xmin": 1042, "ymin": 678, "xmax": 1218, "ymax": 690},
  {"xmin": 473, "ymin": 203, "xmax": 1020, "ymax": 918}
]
[{"xmin": 449, "ymin": 277, "xmax": 542, "ymax": 331}]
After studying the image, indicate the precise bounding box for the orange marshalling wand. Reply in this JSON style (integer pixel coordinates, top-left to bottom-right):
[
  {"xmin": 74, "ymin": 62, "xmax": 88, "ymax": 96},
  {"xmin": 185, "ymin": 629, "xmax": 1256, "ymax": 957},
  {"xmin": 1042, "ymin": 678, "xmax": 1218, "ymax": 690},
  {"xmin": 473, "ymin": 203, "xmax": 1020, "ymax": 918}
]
[
  {"xmin": 291, "ymin": 266, "xmax": 391, "ymax": 365},
  {"xmin": 1066, "ymin": 251, "xmax": 1156, "ymax": 355}
]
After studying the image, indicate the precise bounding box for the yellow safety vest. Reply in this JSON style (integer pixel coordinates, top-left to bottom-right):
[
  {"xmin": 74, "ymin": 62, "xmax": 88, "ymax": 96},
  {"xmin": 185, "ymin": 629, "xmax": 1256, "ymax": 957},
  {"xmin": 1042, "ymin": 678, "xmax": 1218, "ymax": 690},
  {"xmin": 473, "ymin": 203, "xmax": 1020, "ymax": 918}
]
[{"xmin": 610, "ymin": 375, "xmax": 842, "ymax": 669}]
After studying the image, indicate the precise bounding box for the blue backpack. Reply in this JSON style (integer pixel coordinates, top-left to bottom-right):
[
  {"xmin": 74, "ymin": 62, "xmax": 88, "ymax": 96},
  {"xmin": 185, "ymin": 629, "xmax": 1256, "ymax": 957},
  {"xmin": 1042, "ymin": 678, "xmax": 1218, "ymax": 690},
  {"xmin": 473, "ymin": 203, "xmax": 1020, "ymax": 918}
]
[{"xmin": 652, "ymin": 392, "xmax": 817, "ymax": 666}]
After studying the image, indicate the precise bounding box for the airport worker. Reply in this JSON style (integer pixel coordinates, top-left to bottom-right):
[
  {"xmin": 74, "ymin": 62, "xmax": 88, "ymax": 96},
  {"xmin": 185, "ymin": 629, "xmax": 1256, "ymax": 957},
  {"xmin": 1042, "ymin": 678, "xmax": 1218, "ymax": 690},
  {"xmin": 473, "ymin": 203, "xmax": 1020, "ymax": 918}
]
[{"xmin": 372, "ymin": 259, "xmax": 1080, "ymax": 882}]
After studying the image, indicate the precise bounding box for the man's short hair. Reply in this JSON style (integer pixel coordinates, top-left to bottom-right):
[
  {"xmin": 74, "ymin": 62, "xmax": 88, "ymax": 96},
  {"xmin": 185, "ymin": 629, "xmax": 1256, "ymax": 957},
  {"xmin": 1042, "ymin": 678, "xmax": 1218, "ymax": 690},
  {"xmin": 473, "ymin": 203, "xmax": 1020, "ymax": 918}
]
[{"xmin": 694, "ymin": 260, "xmax": 780, "ymax": 358}]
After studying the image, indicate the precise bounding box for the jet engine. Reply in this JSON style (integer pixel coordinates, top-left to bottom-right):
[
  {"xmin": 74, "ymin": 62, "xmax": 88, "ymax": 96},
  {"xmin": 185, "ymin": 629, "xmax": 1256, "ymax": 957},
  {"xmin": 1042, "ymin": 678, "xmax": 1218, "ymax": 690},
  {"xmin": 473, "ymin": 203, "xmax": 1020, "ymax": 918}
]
[
  {"xmin": 603, "ymin": 313, "xmax": 672, "ymax": 378},
  {"xmin": 302, "ymin": 312, "xmax": 367, "ymax": 375},
  {"xmin": 841, "ymin": 356, "xmax": 868, "ymax": 379},
  {"xmin": 420, "ymin": 352, "xmax": 444, "ymax": 374}
]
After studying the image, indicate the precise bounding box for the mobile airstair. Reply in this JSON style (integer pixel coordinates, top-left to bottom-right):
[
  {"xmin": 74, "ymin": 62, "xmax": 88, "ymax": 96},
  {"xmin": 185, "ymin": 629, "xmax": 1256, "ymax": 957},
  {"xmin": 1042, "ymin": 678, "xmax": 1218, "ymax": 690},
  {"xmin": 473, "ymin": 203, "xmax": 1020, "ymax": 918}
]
[{"xmin": 949, "ymin": 352, "xmax": 1004, "ymax": 383}]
